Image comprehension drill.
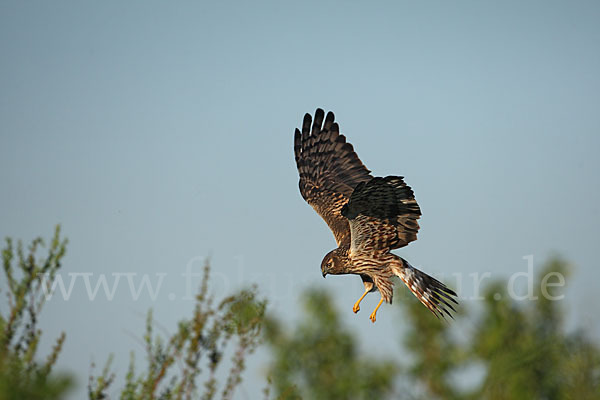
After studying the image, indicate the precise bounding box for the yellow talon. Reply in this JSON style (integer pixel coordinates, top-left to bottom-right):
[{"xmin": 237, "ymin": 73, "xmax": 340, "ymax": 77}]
[
  {"xmin": 369, "ymin": 298, "xmax": 384, "ymax": 323},
  {"xmin": 353, "ymin": 288, "xmax": 369, "ymax": 314}
]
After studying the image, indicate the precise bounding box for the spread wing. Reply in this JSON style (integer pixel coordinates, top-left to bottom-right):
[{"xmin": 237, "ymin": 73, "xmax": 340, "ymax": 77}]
[
  {"xmin": 341, "ymin": 176, "xmax": 421, "ymax": 254},
  {"xmin": 294, "ymin": 108, "xmax": 372, "ymax": 246}
]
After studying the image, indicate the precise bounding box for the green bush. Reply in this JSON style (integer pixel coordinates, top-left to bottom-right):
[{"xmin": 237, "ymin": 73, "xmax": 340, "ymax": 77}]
[
  {"xmin": 0, "ymin": 226, "xmax": 74, "ymax": 399},
  {"xmin": 88, "ymin": 263, "xmax": 266, "ymax": 400}
]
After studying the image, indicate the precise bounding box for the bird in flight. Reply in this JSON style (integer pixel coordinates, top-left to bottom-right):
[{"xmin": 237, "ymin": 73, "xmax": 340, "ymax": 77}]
[{"xmin": 294, "ymin": 108, "xmax": 457, "ymax": 323}]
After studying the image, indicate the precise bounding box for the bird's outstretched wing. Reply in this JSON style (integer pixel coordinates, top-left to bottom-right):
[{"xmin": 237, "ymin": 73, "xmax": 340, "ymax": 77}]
[
  {"xmin": 342, "ymin": 176, "xmax": 421, "ymax": 253},
  {"xmin": 294, "ymin": 109, "xmax": 372, "ymax": 246},
  {"xmin": 342, "ymin": 177, "xmax": 458, "ymax": 318}
]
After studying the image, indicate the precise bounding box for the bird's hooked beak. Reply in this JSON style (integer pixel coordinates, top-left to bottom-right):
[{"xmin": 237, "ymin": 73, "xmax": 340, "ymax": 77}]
[{"xmin": 322, "ymin": 270, "xmax": 327, "ymax": 278}]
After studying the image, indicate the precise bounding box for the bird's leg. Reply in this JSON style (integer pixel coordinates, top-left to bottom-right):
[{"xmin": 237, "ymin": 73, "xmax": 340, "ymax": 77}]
[
  {"xmin": 369, "ymin": 297, "xmax": 384, "ymax": 323},
  {"xmin": 352, "ymin": 288, "xmax": 370, "ymax": 313}
]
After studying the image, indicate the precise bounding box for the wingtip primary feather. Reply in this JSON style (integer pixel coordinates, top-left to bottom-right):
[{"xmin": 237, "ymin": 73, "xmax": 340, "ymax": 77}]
[
  {"xmin": 324, "ymin": 111, "xmax": 335, "ymax": 130},
  {"xmin": 302, "ymin": 113, "xmax": 312, "ymax": 137},
  {"xmin": 312, "ymin": 108, "xmax": 325, "ymax": 135}
]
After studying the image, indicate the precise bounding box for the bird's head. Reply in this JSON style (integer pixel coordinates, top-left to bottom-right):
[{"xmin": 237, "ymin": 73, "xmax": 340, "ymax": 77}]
[{"xmin": 321, "ymin": 249, "xmax": 345, "ymax": 277}]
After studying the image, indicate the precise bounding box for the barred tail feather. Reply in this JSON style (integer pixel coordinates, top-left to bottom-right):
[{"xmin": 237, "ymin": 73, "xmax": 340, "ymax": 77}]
[{"xmin": 393, "ymin": 259, "xmax": 458, "ymax": 319}]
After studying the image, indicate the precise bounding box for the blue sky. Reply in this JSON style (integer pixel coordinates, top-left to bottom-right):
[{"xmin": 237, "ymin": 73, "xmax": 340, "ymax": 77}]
[{"xmin": 1, "ymin": 0, "xmax": 599, "ymax": 398}]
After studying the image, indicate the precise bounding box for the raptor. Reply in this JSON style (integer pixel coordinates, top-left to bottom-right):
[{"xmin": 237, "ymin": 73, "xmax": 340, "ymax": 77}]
[{"xmin": 294, "ymin": 108, "xmax": 457, "ymax": 323}]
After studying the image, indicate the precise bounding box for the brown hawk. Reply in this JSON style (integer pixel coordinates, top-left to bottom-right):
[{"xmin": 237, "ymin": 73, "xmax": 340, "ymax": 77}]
[{"xmin": 294, "ymin": 108, "xmax": 457, "ymax": 323}]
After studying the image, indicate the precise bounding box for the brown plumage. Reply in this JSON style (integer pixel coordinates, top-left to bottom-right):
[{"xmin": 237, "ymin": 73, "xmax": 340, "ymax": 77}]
[{"xmin": 294, "ymin": 108, "xmax": 457, "ymax": 322}]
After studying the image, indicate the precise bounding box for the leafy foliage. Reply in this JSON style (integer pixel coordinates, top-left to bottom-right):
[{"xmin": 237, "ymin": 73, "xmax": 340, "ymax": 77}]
[
  {"xmin": 263, "ymin": 289, "xmax": 398, "ymax": 400},
  {"xmin": 265, "ymin": 257, "xmax": 600, "ymax": 400},
  {"xmin": 0, "ymin": 226, "xmax": 73, "ymax": 399},
  {"xmin": 402, "ymin": 256, "xmax": 600, "ymax": 400},
  {"xmin": 2, "ymin": 227, "xmax": 598, "ymax": 400},
  {"xmin": 88, "ymin": 263, "xmax": 266, "ymax": 400}
]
